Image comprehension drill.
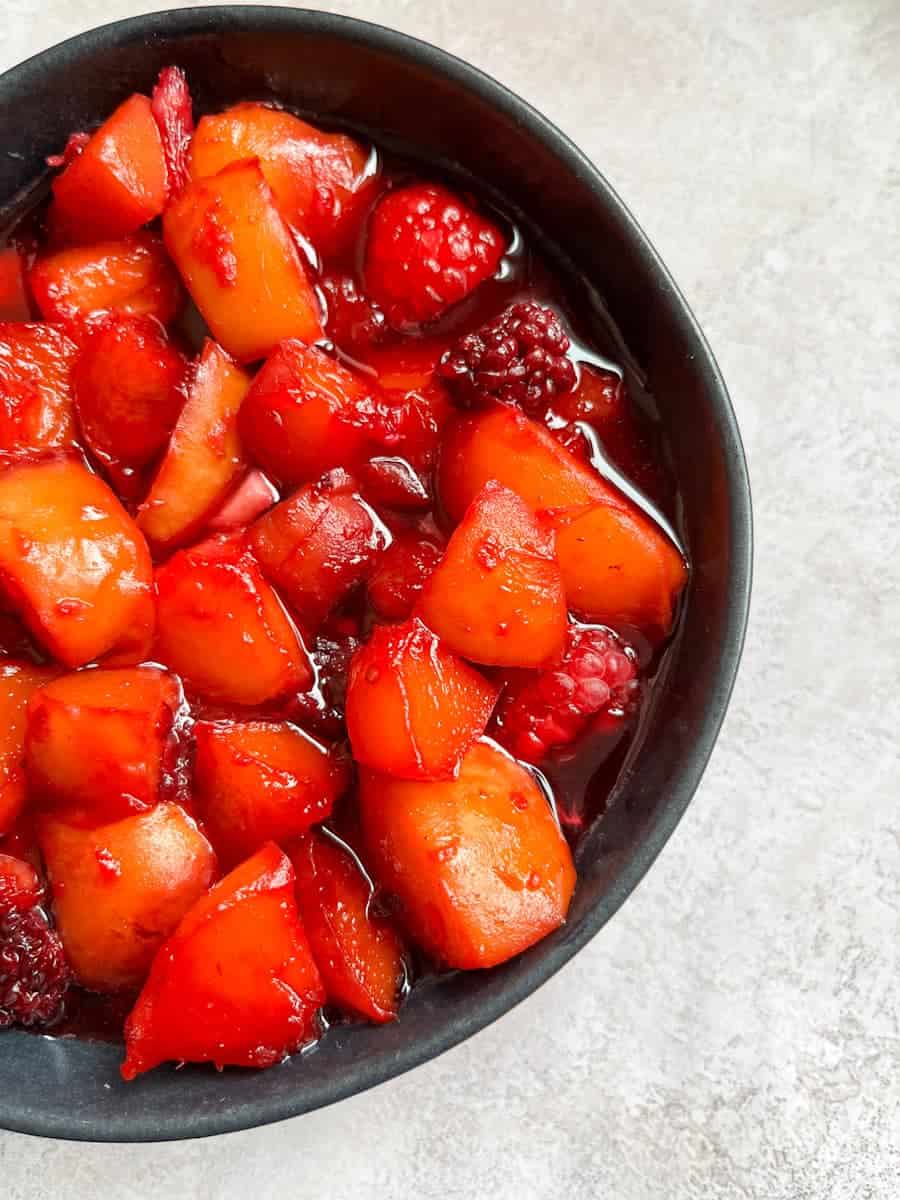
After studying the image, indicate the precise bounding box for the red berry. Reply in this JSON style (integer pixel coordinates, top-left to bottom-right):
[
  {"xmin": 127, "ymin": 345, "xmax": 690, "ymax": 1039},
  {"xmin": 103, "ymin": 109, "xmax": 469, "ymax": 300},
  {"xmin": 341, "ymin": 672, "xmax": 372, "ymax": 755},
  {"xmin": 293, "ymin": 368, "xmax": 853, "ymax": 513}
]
[
  {"xmin": 321, "ymin": 272, "xmax": 389, "ymax": 353},
  {"xmin": 439, "ymin": 301, "xmax": 577, "ymax": 411},
  {"xmin": 0, "ymin": 900, "xmax": 70, "ymax": 1030},
  {"xmin": 493, "ymin": 626, "xmax": 641, "ymax": 764},
  {"xmin": 364, "ymin": 183, "xmax": 506, "ymax": 329}
]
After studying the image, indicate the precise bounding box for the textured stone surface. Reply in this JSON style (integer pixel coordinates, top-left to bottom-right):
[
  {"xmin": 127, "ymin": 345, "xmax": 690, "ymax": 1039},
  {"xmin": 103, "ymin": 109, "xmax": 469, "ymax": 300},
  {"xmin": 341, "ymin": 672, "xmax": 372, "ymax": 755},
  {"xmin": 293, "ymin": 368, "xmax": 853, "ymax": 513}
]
[{"xmin": 1, "ymin": 1, "xmax": 898, "ymax": 1195}]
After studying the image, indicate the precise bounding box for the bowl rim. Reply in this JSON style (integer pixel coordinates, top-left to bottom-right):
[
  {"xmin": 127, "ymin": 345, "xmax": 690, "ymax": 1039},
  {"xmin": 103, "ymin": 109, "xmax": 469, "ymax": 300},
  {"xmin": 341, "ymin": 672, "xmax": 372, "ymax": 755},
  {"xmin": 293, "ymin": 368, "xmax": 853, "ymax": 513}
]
[{"xmin": 0, "ymin": 5, "xmax": 752, "ymax": 1142}]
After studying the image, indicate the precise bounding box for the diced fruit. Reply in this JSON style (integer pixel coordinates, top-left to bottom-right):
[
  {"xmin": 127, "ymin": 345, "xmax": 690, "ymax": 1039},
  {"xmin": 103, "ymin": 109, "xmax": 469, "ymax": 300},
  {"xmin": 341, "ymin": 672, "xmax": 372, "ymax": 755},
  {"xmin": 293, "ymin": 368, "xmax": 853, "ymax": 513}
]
[
  {"xmin": 238, "ymin": 340, "xmax": 395, "ymax": 488},
  {"xmin": 493, "ymin": 626, "xmax": 641, "ymax": 763},
  {"xmin": 289, "ymin": 633, "xmax": 360, "ymax": 741},
  {"xmin": 0, "ymin": 249, "xmax": 31, "ymax": 321},
  {"xmin": 72, "ymin": 313, "xmax": 187, "ymax": 470},
  {"xmin": 190, "ymin": 103, "xmax": 378, "ymax": 259},
  {"xmin": 163, "ymin": 160, "xmax": 322, "ymax": 362},
  {"xmin": 137, "ymin": 340, "xmax": 249, "ymax": 550},
  {"xmin": 30, "ymin": 234, "xmax": 183, "ymax": 330},
  {"xmin": 437, "ymin": 406, "xmax": 685, "ymax": 637},
  {"xmin": 121, "ymin": 842, "xmax": 324, "ymax": 1078},
  {"xmin": 367, "ymin": 529, "xmax": 444, "ymax": 621},
  {"xmin": 418, "ymin": 482, "xmax": 567, "ymax": 667},
  {"xmin": 193, "ymin": 720, "xmax": 349, "ymax": 867},
  {"xmin": 439, "ymin": 301, "xmax": 576, "ymax": 409},
  {"xmin": 360, "ymin": 740, "xmax": 575, "ymax": 968},
  {"xmin": 552, "ymin": 501, "xmax": 687, "ymax": 636},
  {"xmin": 38, "ymin": 804, "xmax": 215, "ymax": 992},
  {"xmin": 25, "ymin": 668, "xmax": 180, "ymax": 826},
  {"xmin": 0, "ymin": 458, "xmax": 154, "ymax": 667},
  {"xmin": 0, "ymin": 323, "xmax": 79, "ymax": 454},
  {"xmin": 0, "ymin": 661, "xmax": 60, "ymax": 836},
  {"xmin": 49, "ymin": 94, "xmax": 167, "ymax": 244},
  {"xmin": 290, "ymin": 831, "xmax": 405, "ymax": 1023},
  {"xmin": 438, "ymin": 405, "xmax": 616, "ymax": 523},
  {"xmin": 321, "ymin": 272, "xmax": 388, "ymax": 352},
  {"xmin": 364, "ymin": 183, "xmax": 506, "ymax": 328},
  {"xmin": 0, "ymin": 895, "xmax": 70, "ymax": 1029},
  {"xmin": 205, "ymin": 469, "xmax": 279, "ymax": 533},
  {"xmin": 0, "ymin": 853, "xmax": 41, "ymax": 910},
  {"xmin": 150, "ymin": 66, "xmax": 194, "ymax": 198},
  {"xmin": 154, "ymin": 534, "xmax": 312, "ymax": 705},
  {"xmin": 249, "ymin": 470, "xmax": 386, "ymax": 633},
  {"xmin": 345, "ymin": 618, "xmax": 497, "ymax": 780}
]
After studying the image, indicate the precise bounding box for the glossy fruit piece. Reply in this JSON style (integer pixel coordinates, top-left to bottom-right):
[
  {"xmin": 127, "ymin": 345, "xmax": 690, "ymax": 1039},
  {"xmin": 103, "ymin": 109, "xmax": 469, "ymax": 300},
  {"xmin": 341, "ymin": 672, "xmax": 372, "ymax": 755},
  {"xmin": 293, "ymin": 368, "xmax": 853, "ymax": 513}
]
[
  {"xmin": 0, "ymin": 458, "xmax": 153, "ymax": 667},
  {"xmin": 345, "ymin": 617, "xmax": 497, "ymax": 780},
  {"xmin": 437, "ymin": 404, "xmax": 617, "ymax": 524},
  {"xmin": 205, "ymin": 469, "xmax": 279, "ymax": 534},
  {"xmin": 30, "ymin": 234, "xmax": 184, "ymax": 328},
  {"xmin": 238, "ymin": 340, "xmax": 393, "ymax": 488},
  {"xmin": 0, "ymin": 661, "xmax": 60, "ymax": 837},
  {"xmin": 137, "ymin": 340, "xmax": 249, "ymax": 551},
  {"xmin": 49, "ymin": 94, "xmax": 167, "ymax": 244},
  {"xmin": 320, "ymin": 273, "xmax": 388, "ymax": 352},
  {"xmin": 364, "ymin": 183, "xmax": 506, "ymax": 328},
  {"xmin": 193, "ymin": 720, "xmax": 349, "ymax": 867},
  {"xmin": 190, "ymin": 103, "xmax": 378, "ymax": 259},
  {"xmin": 72, "ymin": 313, "xmax": 187, "ymax": 470},
  {"xmin": 0, "ymin": 250, "xmax": 31, "ymax": 321},
  {"xmin": 0, "ymin": 323, "xmax": 79, "ymax": 454},
  {"xmin": 150, "ymin": 66, "xmax": 194, "ymax": 199},
  {"xmin": 249, "ymin": 469, "xmax": 387, "ymax": 633},
  {"xmin": 0, "ymin": 853, "xmax": 41, "ymax": 910},
  {"xmin": 553, "ymin": 502, "xmax": 686, "ymax": 635},
  {"xmin": 25, "ymin": 668, "xmax": 180, "ymax": 827},
  {"xmin": 39, "ymin": 804, "xmax": 215, "ymax": 992},
  {"xmin": 367, "ymin": 529, "xmax": 444, "ymax": 621},
  {"xmin": 154, "ymin": 534, "xmax": 312, "ymax": 705},
  {"xmin": 360, "ymin": 740, "xmax": 575, "ymax": 968},
  {"xmin": 290, "ymin": 831, "xmax": 405, "ymax": 1023},
  {"xmin": 121, "ymin": 842, "xmax": 325, "ymax": 1078},
  {"xmin": 418, "ymin": 481, "xmax": 567, "ymax": 667},
  {"xmin": 163, "ymin": 160, "xmax": 323, "ymax": 362}
]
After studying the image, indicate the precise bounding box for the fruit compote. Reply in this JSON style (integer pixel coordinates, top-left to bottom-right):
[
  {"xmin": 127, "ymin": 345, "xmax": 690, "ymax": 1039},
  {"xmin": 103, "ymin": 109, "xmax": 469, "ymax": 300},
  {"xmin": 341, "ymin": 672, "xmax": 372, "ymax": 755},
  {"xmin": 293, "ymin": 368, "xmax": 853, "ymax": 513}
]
[{"xmin": 0, "ymin": 67, "xmax": 687, "ymax": 1077}]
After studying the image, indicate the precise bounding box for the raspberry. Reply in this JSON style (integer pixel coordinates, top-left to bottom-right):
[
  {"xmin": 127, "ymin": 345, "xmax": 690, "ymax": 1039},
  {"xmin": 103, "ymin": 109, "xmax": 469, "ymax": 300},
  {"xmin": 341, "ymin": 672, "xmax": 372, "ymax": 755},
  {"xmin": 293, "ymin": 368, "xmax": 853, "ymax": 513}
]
[
  {"xmin": 493, "ymin": 626, "xmax": 641, "ymax": 764},
  {"xmin": 321, "ymin": 273, "xmax": 389, "ymax": 353},
  {"xmin": 439, "ymin": 301, "xmax": 577, "ymax": 411},
  {"xmin": 0, "ymin": 901, "xmax": 70, "ymax": 1030},
  {"xmin": 364, "ymin": 183, "xmax": 506, "ymax": 329}
]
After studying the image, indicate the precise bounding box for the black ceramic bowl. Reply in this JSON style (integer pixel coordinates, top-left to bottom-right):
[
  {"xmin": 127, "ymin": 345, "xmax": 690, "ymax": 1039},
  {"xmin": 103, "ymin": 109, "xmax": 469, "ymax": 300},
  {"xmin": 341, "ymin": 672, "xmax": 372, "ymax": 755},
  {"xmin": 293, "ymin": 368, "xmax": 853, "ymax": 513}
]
[{"xmin": 0, "ymin": 7, "xmax": 751, "ymax": 1142}]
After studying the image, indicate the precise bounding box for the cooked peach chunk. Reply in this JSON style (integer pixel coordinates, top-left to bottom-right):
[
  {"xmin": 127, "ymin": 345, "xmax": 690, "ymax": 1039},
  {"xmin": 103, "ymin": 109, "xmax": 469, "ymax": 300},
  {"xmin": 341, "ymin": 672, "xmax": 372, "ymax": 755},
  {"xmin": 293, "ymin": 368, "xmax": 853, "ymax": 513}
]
[
  {"xmin": 73, "ymin": 313, "xmax": 187, "ymax": 471},
  {"xmin": 249, "ymin": 469, "xmax": 386, "ymax": 632},
  {"xmin": 121, "ymin": 842, "xmax": 324, "ymax": 1078},
  {"xmin": 25, "ymin": 668, "xmax": 180, "ymax": 826},
  {"xmin": 137, "ymin": 340, "xmax": 249, "ymax": 551},
  {"xmin": 418, "ymin": 481, "xmax": 567, "ymax": 667},
  {"xmin": 0, "ymin": 661, "xmax": 60, "ymax": 836},
  {"xmin": 360, "ymin": 740, "xmax": 575, "ymax": 969},
  {"xmin": 190, "ymin": 103, "xmax": 377, "ymax": 258},
  {"xmin": 30, "ymin": 234, "xmax": 184, "ymax": 327},
  {"xmin": 0, "ymin": 323, "xmax": 79, "ymax": 455},
  {"xmin": 49, "ymin": 94, "xmax": 167, "ymax": 244},
  {"xmin": 345, "ymin": 618, "xmax": 497, "ymax": 780},
  {"xmin": 0, "ymin": 458, "xmax": 154, "ymax": 667},
  {"xmin": 238, "ymin": 340, "xmax": 389, "ymax": 488},
  {"xmin": 290, "ymin": 831, "xmax": 406, "ymax": 1022},
  {"xmin": 438, "ymin": 406, "xmax": 686, "ymax": 637},
  {"xmin": 39, "ymin": 804, "xmax": 216, "ymax": 992},
  {"xmin": 205, "ymin": 469, "xmax": 279, "ymax": 533},
  {"xmin": 193, "ymin": 720, "xmax": 349, "ymax": 867},
  {"xmin": 163, "ymin": 160, "xmax": 323, "ymax": 362},
  {"xmin": 154, "ymin": 535, "xmax": 312, "ymax": 705}
]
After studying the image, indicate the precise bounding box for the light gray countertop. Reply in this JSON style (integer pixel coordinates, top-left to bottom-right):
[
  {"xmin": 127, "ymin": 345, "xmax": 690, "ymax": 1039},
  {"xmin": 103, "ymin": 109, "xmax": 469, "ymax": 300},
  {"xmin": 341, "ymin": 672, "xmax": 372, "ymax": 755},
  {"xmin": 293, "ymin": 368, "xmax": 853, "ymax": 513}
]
[{"xmin": 2, "ymin": 2, "xmax": 898, "ymax": 1196}]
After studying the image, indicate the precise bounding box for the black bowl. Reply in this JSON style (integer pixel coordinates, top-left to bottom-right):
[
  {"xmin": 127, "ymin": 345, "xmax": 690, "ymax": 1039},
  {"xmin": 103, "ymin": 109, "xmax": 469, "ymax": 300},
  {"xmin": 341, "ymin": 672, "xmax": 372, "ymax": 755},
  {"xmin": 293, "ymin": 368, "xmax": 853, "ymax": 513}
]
[{"xmin": 0, "ymin": 6, "xmax": 751, "ymax": 1142}]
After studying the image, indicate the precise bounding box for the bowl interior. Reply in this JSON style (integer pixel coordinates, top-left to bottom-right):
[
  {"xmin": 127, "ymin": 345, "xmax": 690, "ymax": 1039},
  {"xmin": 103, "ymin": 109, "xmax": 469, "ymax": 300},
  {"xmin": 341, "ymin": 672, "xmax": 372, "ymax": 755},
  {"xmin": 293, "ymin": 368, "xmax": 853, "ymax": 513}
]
[{"xmin": 0, "ymin": 7, "xmax": 750, "ymax": 1141}]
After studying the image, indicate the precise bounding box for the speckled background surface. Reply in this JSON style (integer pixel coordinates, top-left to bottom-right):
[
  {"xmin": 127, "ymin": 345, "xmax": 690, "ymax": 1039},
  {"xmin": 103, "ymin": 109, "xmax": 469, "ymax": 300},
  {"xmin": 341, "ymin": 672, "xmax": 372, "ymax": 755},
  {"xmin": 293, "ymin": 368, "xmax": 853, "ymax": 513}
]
[{"xmin": 1, "ymin": 1, "xmax": 898, "ymax": 1195}]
